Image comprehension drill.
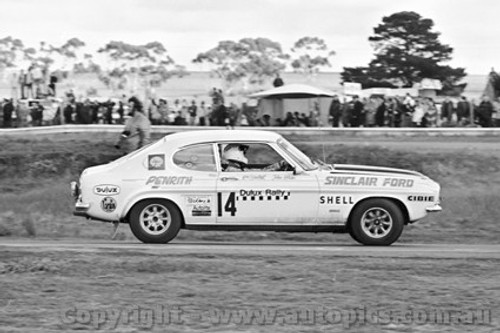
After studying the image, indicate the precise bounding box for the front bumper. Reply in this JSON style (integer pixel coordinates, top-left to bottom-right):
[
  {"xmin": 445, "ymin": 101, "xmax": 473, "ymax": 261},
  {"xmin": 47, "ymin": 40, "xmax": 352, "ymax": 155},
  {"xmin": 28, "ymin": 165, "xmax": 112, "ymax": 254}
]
[
  {"xmin": 73, "ymin": 201, "xmax": 91, "ymax": 217},
  {"xmin": 426, "ymin": 204, "xmax": 442, "ymax": 213}
]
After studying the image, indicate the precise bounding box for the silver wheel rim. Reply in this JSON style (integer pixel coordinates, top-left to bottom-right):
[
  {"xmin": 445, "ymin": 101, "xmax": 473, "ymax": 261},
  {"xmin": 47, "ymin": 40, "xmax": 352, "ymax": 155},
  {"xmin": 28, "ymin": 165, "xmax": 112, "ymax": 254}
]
[
  {"xmin": 139, "ymin": 204, "xmax": 171, "ymax": 235},
  {"xmin": 361, "ymin": 207, "xmax": 393, "ymax": 239}
]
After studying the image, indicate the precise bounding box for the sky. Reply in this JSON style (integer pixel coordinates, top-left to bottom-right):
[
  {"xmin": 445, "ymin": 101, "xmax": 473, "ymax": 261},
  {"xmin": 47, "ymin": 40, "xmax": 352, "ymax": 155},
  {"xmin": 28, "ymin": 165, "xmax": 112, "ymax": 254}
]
[{"xmin": 0, "ymin": 0, "xmax": 499, "ymax": 75}]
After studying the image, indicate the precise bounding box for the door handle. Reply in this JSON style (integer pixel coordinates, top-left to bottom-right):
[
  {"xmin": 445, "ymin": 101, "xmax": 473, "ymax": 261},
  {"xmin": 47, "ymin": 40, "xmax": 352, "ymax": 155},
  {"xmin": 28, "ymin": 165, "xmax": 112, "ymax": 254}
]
[{"xmin": 220, "ymin": 177, "xmax": 239, "ymax": 182}]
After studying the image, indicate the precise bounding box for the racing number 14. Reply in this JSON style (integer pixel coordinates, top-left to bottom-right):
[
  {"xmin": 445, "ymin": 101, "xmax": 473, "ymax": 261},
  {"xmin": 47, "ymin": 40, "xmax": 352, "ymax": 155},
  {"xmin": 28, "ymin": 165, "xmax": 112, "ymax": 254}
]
[{"xmin": 218, "ymin": 192, "xmax": 237, "ymax": 217}]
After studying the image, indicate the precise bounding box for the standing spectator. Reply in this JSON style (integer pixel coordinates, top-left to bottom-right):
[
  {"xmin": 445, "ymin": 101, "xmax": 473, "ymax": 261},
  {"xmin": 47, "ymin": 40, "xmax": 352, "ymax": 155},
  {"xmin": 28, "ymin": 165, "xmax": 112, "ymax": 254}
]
[
  {"xmin": 66, "ymin": 90, "xmax": 76, "ymax": 104},
  {"xmin": 30, "ymin": 101, "xmax": 44, "ymax": 126},
  {"xmin": 2, "ymin": 99, "xmax": 14, "ymax": 128},
  {"xmin": 18, "ymin": 70, "xmax": 27, "ymax": 99},
  {"xmin": 341, "ymin": 97, "xmax": 352, "ymax": 127},
  {"xmin": 198, "ymin": 101, "xmax": 208, "ymax": 126},
  {"xmin": 412, "ymin": 99, "xmax": 425, "ymax": 127},
  {"xmin": 104, "ymin": 100, "xmax": 114, "ymax": 124},
  {"xmin": 188, "ymin": 100, "xmax": 198, "ymax": 125},
  {"xmin": 92, "ymin": 102, "xmax": 102, "ymax": 124},
  {"xmin": 273, "ymin": 73, "xmax": 284, "ymax": 87},
  {"xmin": 158, "ymin": 99, "xmax": 169, "ymax": 124},
  {"xmin": 149, "ymin": 99, "xmax": 161, "ymax": 125},
  {"xmin": 493, "ymin": 97, "xmax": 500, "ymax": 127},
  {"xmin": 403, "ymin": 93, "xmax": 416, "ymax": 111},
  {"xmin": 78, "ymin": 99, "xmax": 93, "ymax": 124},
  {"xmin": 283, "ymin": 112, "xmax": 297, "ymax": 127},
  {"xmin": 172, "ymin": 99, "xmax": 182, "ymax": 115},
  {"xmin": 375, "ymin": 97, "xmax": 386, "ymax": 127},
  {"xmin": 309, "ymin": 109, "xmax": 320, "ymax": 127},
  {"xmin": 386, "ymin": 97, "xmax": 398, "ymax": 127},
  {"xmin": 48, "ymin": 73, "xmax": 58, "ymax": 96},
  {"xmin": 329, "ymin": 95, "xmax": 342, "ymax": 127},
  {"xmin": 211, "ymin": 100, "xmax": 228, "ymax": 126},
  {"xmin": 117, "ymin": 101, "xmax": 125, "ymax": 124},
  {"xmin": 218, "ymin": 89, "xmax": 225, "ymax": 105},
  {"xmin": 424, "ymin": 98, "xmax": 438, "ymax": 127},
  {"xmin": 167, "ymin": 108, "xmax": 177, "ymax": 125},
  {"xmin": 363, "ymin": 97, "xmax": 377, "ymax": 127},
  {"xmin": 174, "ymin": 111, "xmax": 188, "ymax": 125},
  {"xmin": 181, "ymin": 99, "xmax": 189, "ymax": 118},
  {"xmin": 31, "ymin": 65, "xmax": 44, "ymax": 98},
  {"xmin": 402, "ymin": 93, "xmax": 416, "ymax": 126},
  {"xmin": 63, "ymin": 103, "xmax": 74, "ymax": 124},
  {"xmin": 476, "ymin": 95, "xmax": 494, "ymax": 127},
  {"xmin": 209, "ymin": 88, "xmax": 225, "ymax": 105},
  {"xmin": 456, "ymin": 96, "xmax": 471, "ymax": 125},
  {"xmin": 350, "ymin": 95, "xmax": 364, "ymax": 127},
  {"xmin": 16, "ymin": 100, "xmax": 29, "ymax": 127},
  {"xmin": 115, "ymin": 96, "xmax": 151, "ymax": 153},
  {"xmin": 257, "ymin": 114, "xmax": 272, "ymax": 126},
  {"xmin": 8, "ymin": 71, "xmax": 19, "ymax": 101},
  {"xmin": 25, "ymin": 67, "xmax": 34, "ymax": 99},
  {"xmin": 440, "ymin": 97, "xmax": 455, "ymax": 125}
]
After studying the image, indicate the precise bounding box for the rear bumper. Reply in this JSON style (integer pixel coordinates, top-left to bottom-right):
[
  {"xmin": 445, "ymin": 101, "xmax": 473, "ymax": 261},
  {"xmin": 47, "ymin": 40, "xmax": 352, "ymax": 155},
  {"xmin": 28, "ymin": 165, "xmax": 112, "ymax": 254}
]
[{"xmin": 426, "ymin": 204, "xmax": 442, "ymax": 213}]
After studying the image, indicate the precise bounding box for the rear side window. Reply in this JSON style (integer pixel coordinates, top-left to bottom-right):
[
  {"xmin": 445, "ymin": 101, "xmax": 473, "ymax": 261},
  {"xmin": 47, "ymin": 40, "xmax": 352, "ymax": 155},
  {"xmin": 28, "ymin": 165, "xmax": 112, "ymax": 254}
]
[{"xmin": 173, "ymin": 144, "xmax": 216, "ymax": 172}]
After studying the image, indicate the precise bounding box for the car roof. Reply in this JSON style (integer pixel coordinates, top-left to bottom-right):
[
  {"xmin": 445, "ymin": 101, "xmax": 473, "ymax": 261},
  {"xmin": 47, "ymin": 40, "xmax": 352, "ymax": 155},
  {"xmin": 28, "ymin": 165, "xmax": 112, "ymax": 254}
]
[{"xmin": 162, "ymin": 129, "xmax": 282, "ymax": 147}]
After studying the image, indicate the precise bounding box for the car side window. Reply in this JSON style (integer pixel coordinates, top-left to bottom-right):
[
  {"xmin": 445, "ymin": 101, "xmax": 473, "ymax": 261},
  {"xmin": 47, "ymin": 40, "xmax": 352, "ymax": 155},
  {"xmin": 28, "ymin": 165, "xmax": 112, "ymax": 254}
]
[
  {"xmin": 173, "ymin": 144, "xmax": 216, "ymax": 172},
  {"xmin": 219, "ymin": 143, "xmax": 287, "ymax": 171}
]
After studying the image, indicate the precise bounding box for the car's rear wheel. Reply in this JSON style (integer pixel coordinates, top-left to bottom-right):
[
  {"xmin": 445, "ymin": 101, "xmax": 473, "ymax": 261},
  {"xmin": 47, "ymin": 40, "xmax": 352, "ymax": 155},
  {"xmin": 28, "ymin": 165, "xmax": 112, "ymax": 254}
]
[
  {"xmin": 129, "ymin": 199, "xmax": 181, "ymax": 243},
  {"xmin": 349, "ymin": 199, "xmax": 404, "ymax": 246}
]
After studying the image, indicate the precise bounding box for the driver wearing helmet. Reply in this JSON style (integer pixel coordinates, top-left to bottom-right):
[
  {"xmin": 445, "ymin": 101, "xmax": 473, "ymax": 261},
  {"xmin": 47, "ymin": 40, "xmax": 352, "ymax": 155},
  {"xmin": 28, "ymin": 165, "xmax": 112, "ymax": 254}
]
[{"xmin": 222, "ymin": 144, "xmax": 289, "ymax": 172}]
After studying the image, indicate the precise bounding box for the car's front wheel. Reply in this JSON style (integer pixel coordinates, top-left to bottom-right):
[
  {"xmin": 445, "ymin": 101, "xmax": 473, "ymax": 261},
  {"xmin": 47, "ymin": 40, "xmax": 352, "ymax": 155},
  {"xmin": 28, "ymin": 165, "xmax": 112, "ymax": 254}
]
[
  {"xmin": 349, "ymin": 199, "xmax": 404, "ymax": 246},
  {"xmin": 129, "ymin": 199, "xmax": 181, "ymax": 243}
]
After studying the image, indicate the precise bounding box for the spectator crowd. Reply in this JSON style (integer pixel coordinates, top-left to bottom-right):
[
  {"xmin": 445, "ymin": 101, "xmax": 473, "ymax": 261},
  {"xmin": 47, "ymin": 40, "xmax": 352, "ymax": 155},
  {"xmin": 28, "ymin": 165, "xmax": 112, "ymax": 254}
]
[{"xmin": 1, "ymin": 87, "xmax": 500, "ymax": 129}]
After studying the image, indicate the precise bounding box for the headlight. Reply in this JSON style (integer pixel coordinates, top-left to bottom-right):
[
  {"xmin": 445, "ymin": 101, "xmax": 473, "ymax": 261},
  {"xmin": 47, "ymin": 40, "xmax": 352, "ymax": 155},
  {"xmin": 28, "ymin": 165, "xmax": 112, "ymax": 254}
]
[{"xmin": 70, "ymin": 181, "xmax": 80, "ymax": 200}]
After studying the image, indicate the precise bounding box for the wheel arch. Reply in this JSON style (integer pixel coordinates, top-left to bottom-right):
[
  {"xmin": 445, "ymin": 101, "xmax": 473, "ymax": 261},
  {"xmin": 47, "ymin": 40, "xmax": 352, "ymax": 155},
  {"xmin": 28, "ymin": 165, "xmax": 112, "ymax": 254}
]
[
  {"xmin": 124, "ymin": 197, "xmax": 186, "ymax": 228},
  {"xmin": 346, "ymin": 196, "xmax": 410, "ymax": 230}
]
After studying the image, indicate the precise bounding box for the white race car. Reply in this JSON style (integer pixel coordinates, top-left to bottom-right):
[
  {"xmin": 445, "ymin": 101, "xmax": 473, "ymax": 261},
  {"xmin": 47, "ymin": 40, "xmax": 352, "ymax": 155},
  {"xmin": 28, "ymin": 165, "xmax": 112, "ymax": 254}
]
[{"xmin": 71, "ymin": 130, "xmax": 441, "ymax": 245}]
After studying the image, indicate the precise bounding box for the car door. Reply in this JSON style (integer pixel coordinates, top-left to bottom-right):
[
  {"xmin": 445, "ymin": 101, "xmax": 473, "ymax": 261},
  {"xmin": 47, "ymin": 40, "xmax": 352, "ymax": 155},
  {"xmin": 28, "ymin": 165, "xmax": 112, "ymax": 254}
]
[
  {"xmin": 170, "ymin": 143, "xmax": 218, "ymax": 224},
  {"xmin": 216, "ymin": 142, "xmax": 319, "ymax": 225}
]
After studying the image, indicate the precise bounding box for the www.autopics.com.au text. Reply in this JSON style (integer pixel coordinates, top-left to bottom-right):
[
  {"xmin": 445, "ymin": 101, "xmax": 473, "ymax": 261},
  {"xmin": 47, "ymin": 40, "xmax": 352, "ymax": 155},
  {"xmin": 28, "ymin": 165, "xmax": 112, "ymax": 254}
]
[{"xmin": 59, "ymin": 305, "xmax": 492, "ymax": 329}]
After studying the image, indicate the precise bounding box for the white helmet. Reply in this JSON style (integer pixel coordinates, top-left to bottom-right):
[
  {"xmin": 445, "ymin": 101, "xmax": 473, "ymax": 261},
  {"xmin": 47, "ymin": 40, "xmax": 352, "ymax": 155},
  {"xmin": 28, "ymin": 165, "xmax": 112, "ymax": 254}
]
[{"xmin": 223, "ymin": 144, "xmax": 248, "ymax": 165}]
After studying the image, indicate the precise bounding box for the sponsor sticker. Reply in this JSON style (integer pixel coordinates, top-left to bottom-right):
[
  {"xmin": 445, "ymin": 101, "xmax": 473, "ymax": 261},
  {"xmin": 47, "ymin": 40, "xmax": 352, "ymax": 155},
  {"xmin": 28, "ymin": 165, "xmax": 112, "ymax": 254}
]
[
  {"xmin": 146, "ymin": 176, "xmax": 193, "ymax": 186},
  {"xmin": 148, "ymin": 154, "xmax": 165, "ymax": 170},
  {"xmin": 320, "ymin": 196, "xmax": 354, "ymax": 205},
  {"xmin": 324, "ymin": 176, "xmax": 414, "ymax": 188},
  {"xmin": 408, "ymin": 195, "xmax": 435, "ymax": 202},
  {"xmin": 101, "ymin": 197, "xmax": 117, "ymax": 213},
  {"xmin": 186, "ymin": 196, "xmax": 212, "ymax": 217},
  {"xmin": 93, "ymin": 185, "xmax": 120, "ymax": 196},
  {"xmin": 237, "ymin": 189, "xmax": 290, "ymax": 201}
]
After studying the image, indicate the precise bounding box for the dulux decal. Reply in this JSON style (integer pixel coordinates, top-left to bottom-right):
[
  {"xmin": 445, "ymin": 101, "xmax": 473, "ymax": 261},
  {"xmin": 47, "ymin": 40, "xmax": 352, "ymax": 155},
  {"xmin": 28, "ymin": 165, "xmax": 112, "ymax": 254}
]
[{"xmin": 93, "ymin": 185, "xmax": 120, "ymax": 196}]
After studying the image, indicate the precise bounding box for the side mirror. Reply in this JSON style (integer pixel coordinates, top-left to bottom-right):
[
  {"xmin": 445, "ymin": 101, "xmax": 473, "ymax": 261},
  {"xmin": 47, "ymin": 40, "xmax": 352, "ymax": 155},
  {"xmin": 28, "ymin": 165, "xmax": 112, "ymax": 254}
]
[{"xmin": 293, "ymin": 167, "xmax": 304, "ymax": 175}]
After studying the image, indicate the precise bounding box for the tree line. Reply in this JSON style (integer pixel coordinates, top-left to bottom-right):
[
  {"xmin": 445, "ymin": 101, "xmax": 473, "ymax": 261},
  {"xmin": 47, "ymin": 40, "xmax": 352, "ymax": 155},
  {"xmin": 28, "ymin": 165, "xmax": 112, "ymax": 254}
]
[{"xmin": 0, "ymin": 11, "xmax": 465, "ymax": 96}]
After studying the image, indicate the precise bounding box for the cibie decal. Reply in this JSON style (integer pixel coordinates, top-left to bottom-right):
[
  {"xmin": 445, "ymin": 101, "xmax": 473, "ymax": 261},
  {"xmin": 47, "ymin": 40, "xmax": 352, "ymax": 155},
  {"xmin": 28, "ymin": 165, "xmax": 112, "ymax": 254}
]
[
  {"xmin": 408, "ymin": 196, "xmax": 434, "ymax": 202},
  {"xmin": 93, "ymin": 185, "xmax": 120, "ymax": 196},
  {"xmin": 148, "ymin": 154, "xmax": 165, "ymax": 170},
  {"xmin": 101, "ymin": 197, "xmax": 117, "ymax": 213},
  {"xmin": 186, "ymin": 196, "xmax": 212, "ymax": 217}
]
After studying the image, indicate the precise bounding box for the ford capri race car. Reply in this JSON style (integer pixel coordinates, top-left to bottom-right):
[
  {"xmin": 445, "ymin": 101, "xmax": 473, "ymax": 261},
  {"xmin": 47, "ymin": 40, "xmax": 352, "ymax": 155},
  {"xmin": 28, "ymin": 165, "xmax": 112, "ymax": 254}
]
[{"xmin": 71, "ymin": 130, "xmax": 441, "ymax": 245}]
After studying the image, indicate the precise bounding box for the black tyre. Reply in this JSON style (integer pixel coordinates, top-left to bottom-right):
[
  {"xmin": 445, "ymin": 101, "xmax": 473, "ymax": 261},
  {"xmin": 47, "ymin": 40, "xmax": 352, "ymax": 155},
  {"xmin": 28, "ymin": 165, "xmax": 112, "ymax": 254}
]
[
  {"xmin": 347, "ymin": 225, "xmax": 362, "ymax": 244},
  {"xmin": 129, "ymin": 199, "xmax": 181, "ymax": 243},
  {"xmin": 349, "ymin": 199, "xmax": 404, "ymax": 246}
]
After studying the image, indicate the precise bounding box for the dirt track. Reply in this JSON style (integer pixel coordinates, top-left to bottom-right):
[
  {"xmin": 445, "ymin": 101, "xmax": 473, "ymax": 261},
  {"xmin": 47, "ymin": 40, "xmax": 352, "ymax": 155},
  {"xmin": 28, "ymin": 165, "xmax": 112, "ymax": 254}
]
[
  {"xmin": 0, "ymin": 239, "xmax": 498, "ymax": 332},
  {"xmin": 1, "ymin": 239, "xmax": 500, "ymax": 259}
]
